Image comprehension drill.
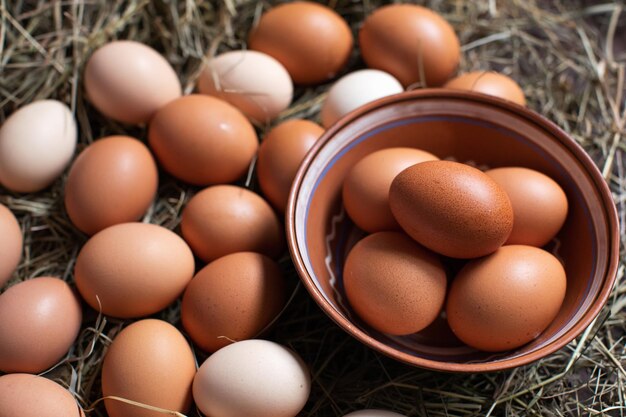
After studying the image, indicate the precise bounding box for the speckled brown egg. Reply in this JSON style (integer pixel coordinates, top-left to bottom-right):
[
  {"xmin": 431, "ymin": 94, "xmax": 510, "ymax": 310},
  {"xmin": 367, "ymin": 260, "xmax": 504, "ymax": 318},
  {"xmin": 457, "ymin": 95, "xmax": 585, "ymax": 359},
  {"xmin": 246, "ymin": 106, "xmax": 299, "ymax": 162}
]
[
  {"xmin": 257, "ymin": 119, "xmax": 324, "ymax": 213},
  {"xmin": 102, "ymin": 319, "xmax": 196, "ymax": 417},
  {"xmin": 0, "ymin": 373, "xmax": 84, "ymax": 417},
  {"xmin": 148, "ymin": 95, "xmax": 258, "ymax": 185},
  {"xmin": 182, "ymin": 252, "xmax": 286, "ymax": 352},
  {"xmin": 248, "ymin": 1, "xmax": 353, "ymax": 84},
  {"xmin": 343, "ymin": 232, "xmax": 447, "ymax": 335},
  {"xmin": 342, "ymin": 147, "xmax": 439, "ymax": 233},
  {"xmin": 0, "ymin": 204, "xmax": 22, "ymax": 287},
  {"xmin": 359, "ymin": 4, "xmax": 460, "ymax": 87},
  {"xmin": 446, "ymin": 245, "xmax": 567, "ymax": 352},
  {"xmin": 0, "ymin": 277, "xmax": 82, "ymax": 373},
  {"xmin": 444, "ymin": 71, "xmax": 526, "ymax": 106},
  {"xmin": 485, "ymin": 167, "xmax": 568, "ymax": 247},
  {"xmin": 74, "ymin": 223, "xmax": 195, "ymax": 318},
  {"xmin": 181, "ymin": 185, "xmax": 284, "ymax": 262},
  {"xmin": 64, "ymin": 136, "xmax": 158, "ymax": 236},
  {"xmin": 389, "ymin": 160, "xmax": 513, "ymax": 258}
]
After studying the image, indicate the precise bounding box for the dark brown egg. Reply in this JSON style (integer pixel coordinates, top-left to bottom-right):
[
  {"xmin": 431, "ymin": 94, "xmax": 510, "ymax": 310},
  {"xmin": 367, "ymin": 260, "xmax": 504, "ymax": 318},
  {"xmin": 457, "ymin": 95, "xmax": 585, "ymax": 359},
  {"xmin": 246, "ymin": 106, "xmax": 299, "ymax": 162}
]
[
  {"xmin": 485, "ymin": 167, "xmax": 568, "ymax": 247},
  {"xmin": 248, "ymin": 1, "xmax": 353, "ymax": 84},
  {"xmin": 445, "ymin": 71, "xmax": 526, "ymax": 106},
  {"xmin": 446, "ymin": 245, "xmax": 567, "ymax": 352},
  {"xmin": 343, "ymin": 232, "xmax": 447, "ymax": 335},
  {"xmin": 389, "ymin": 160, "xmax": 513, "ymax": 258},
  {"xmin": 359, "ymin": 4, "xmax": 460, "ymax": 87}
]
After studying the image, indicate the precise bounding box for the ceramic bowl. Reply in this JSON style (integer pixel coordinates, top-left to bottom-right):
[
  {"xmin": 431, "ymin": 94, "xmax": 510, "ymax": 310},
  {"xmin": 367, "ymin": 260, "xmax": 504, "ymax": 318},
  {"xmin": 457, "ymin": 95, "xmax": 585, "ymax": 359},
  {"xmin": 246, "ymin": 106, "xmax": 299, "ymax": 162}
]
[{"xmin": 286, "ymin": 89, "xmax": 619, "ymax": 372}]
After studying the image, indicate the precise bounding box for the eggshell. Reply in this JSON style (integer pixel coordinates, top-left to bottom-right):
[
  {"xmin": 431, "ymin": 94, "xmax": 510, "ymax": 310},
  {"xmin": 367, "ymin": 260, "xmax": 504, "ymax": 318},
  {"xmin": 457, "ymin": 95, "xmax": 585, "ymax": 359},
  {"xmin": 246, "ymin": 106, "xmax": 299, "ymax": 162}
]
[
  {"xmin": 257, "ymin": 119, "xmax": 324, "ymax": 213},
  {"xmin": 248, "ymin": 1, "xmax": 353, "ymax": 84},
  {"xmin": 74, "ymin": 223, "xmax": 194, "ymax": 318},
  {"xmin": 198, "ymin": 50, "xmax": 293, "ymax": 123},
  {"xmin": 0, "ymin": 100, "xmax": 77, "ymax": 192},
  {"xmin": 444, "ymin": 71, "xmax": 526, "ymax": 106},
  {"xmin": 148, "ymin": 95, "xmax": 258, "ymax": 185},
  {"xmin": 182, "ymin": 252, "xmax": 286, "ymax": 352},
  {"xmin": 359, "ymin": 4, "xmax": 460, "ymax": 87},
  {"xmin": 0, "ymin": 373, "xmax": 84, "ymax": 417},
  {"xmin": 485, "ymin": 167, "xmax": 568, "ymax": 247},
  {"xmin": 181, "ymin": 185, "xmax": 284, "ymax": 262},
  {"xmin": 343, "ymin": 411, "xmax": 407, "ymax": 417},
  {"xmin": 102, "ymin": 319, "xmax": 195, "ymax": 417},
  {"xmin": 343, "ymin": 232, "xmax": 447, "ymax": 335},
  {"xmin": 84, "ymin": 41, "xmax": 181, "ymax": 124},
  {"xmin": 193, "ymin": 339, "xmax": 310, "ymax": 417},
  {"xmin": 64, "ymin": 136, "xmax": 158, "ymax": 235},
  {"xmin": 389, "ymin": 161, "xmax": 513, "ymax": 258},
  {"xmin": 447, "ymin": 245, "xmax": 567, "ymax": 352},
  {"xmin": 0, "ymin": 277, "xmax": 82, "ymax": 373},
  {"xmin": 321, "ymin": 70, "xmax": 403, "ymax": 128},
  {"xmin": 342, "ymin": 147, "xmax": 438, "ymax": 233},
  {"xmin": 0, "ymin": 204, "xmax": 21, "ymax": 287}
]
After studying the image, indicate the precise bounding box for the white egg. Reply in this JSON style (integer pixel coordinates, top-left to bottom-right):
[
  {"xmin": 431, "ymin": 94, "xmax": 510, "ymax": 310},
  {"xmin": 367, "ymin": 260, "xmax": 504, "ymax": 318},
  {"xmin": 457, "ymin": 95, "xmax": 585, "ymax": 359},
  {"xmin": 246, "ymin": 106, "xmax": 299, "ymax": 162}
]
[
  {"xmin": 343, "ymin": 410, "xmax": 407, "ymax": 417},
  {"xmin": 320, "ymin": 69, "xmax": 403, "ymax": 128},
  {"xmin": 198, "ymin": 50, "xmax": 293, "ymax": 123},
  {"xmin": 193, "ymin": 339, "xmax": 310, "ymax": 417},
  {"xmin": 0, "ymin": 100, "xmax": 77, "ymax": 193}
]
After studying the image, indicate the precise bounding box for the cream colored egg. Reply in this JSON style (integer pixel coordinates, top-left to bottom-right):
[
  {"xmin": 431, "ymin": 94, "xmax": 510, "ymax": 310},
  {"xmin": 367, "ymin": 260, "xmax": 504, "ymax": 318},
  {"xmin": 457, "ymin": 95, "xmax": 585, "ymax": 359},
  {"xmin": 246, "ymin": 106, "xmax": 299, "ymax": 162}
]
[
  {"xmin": 193, "ymin": 339, "xmax": 310, "ymax": 417},
  {"xmin": 84, "ymin": 41, "xmax": 182, "ymax": 124},
  {"xmin": 0, "ymin": 100, "xmax": 77, "ymax": 192},
  {"xmin": 321, "ymin": 70, "xmax": 403, "ymax": 128},
  {"xmin": 198, "ymin": 50, "xmax": 293, "ymax": 123}
]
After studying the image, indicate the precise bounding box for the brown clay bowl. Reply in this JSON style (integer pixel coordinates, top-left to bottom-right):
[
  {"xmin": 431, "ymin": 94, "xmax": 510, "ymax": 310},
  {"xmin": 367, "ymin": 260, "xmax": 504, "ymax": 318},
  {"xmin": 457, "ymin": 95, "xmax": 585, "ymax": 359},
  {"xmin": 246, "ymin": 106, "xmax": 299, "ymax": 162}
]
[{"xmin": 286, "ymin": 89, "xmax": 619, "ymax": 372}]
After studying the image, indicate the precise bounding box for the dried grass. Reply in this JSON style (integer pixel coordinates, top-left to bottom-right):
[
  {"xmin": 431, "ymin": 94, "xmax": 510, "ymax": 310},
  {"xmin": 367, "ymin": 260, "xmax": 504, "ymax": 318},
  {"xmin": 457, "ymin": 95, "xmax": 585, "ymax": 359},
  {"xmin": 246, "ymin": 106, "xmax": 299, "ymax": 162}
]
[{"xmin": 0, "ymin": 0, "xmax": 625, "ymax": 416}]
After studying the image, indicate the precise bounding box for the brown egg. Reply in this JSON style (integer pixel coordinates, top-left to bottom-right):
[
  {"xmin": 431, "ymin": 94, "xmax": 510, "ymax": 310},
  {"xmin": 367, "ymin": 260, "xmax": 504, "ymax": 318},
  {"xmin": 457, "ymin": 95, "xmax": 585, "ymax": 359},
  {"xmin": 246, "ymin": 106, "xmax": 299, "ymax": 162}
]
[
  {"xmin": 359, "ymin": 4, "xmax": 460, "ymax": 87},
  {"xmin": 74, "ymin": 223, "xmax": 194, "ymax": 318},
  {"xmin": 148, "ymin": 95, "xmax": 258, "ymax": 185},
  {"xmin": 181, "ymin": 185, "xmax": 284, "ymax": 262},
  {"xmin": 444, "ymin": 71, "xmax": 526, "ymax": 106},
  {"xmin": 182, "ymin": 252, "xmax": 286, "ymax": 352},
  {"xmin": 389, "ymin": 161, "xmax": 513, "ymax": 258},
  {"xmin": 343, "ymin": 232, "xmax": 447, "ymax": 335},
  {"xmin": 342, "ymin": 147, "xmax": 438, "ymax": 233},
  {"xmin": 0, "ymin": 204, "xmax": 22, "ymax": 287},
  {"xmin": 102, "ymin": 319, "xmax": 196, "ymax": 417},
  {"xmin": 0, "ymin": 373, "xmax": 84, "ymax": 417},
  {"xmin": 485, "ymin": 167, "xmax": 568, "ymax": 247},
  {"xmin": 257, "ymin": 119, "xmax": 324, "ymax": 213},
  {"xmin": 447, "ymin": 245, "xmax": 567, "ymax": 352},
  {"xmin": 248, "ymin": 1, "xmax": 353, "ymax": 84},
  {"xmin": 84, "ymin": 41, "xmax": 181, "ymax": 125},
  {"xmin": 0, "ymin": 277, "xmax": 82, "ymax": 373},
  {"xmin": 64, "ymin": 136, "xmax": 158, "ymax": 236}
]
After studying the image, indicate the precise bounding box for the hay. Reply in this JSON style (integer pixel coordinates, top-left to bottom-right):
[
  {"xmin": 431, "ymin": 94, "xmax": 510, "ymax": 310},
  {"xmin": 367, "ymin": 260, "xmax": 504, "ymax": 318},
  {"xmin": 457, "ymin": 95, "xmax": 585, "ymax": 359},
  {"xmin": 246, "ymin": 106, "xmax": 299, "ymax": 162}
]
[{"xmin": 1, "ymin": 0, "xmax": 624, "ymax": 416}]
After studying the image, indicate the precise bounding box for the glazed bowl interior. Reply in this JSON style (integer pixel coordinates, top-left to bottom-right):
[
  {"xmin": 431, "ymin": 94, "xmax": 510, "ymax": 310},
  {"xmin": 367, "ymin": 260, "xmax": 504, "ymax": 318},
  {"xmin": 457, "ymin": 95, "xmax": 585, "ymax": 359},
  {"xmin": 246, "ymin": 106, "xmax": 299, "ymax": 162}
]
[{"xmin": 287, "ymin": 90, "xmax": 619, "ymax": 373}]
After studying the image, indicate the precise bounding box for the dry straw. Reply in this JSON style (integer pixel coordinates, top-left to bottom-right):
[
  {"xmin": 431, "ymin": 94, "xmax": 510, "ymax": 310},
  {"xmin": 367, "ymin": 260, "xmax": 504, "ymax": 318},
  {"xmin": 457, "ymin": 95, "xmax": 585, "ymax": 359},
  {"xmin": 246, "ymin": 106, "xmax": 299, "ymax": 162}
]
[{"xmin": 0, "ymin": 0, "xmax": 624, "ymax": 416}]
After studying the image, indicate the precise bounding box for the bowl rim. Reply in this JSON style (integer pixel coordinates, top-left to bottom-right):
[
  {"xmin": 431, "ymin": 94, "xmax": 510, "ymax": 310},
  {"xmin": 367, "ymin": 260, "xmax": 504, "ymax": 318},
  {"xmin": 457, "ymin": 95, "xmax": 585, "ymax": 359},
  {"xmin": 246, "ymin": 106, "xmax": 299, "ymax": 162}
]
[{"xmin": 286, "ymin": 89, "xmax": 620, "ymax": 373}]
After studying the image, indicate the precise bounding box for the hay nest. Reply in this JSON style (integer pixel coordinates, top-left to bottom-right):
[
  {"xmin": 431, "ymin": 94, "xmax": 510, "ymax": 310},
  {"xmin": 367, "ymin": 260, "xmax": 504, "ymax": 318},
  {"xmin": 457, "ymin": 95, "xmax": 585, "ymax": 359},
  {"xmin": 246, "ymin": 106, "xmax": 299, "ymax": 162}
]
[{"xmin": 1, "ymin": 0, "xmax": 624, "ymax": 416}]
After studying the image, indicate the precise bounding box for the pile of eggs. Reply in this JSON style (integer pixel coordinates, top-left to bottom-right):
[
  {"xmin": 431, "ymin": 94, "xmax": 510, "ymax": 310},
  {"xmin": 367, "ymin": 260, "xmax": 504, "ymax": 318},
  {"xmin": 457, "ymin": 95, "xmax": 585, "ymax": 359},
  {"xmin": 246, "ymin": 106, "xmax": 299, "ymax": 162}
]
[
  {"xmin": 342, "ymin": 156, "xmax": 568, "ymax": 352},
  {"xmin": 0, "ymin": 2, "xmax": 551, "ymax": 417}
]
